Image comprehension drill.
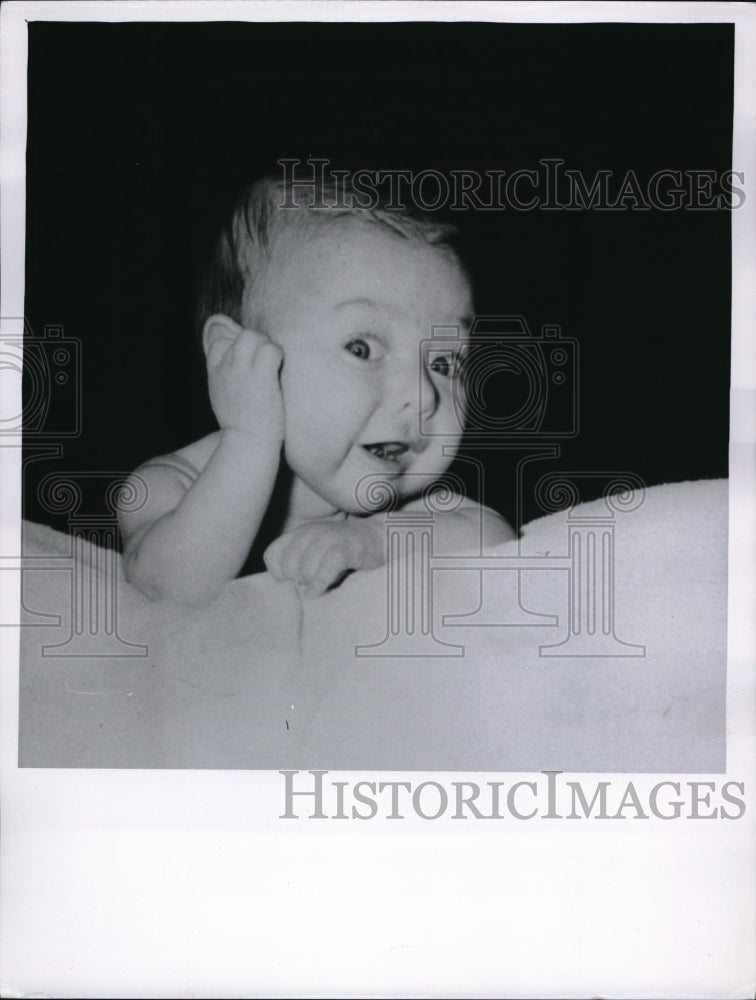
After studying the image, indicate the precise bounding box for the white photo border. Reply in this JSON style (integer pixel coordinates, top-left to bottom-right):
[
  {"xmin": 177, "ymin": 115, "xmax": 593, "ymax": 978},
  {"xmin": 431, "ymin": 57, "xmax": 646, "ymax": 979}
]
[{"xmin": 1, "ymin": 3, "xmax": 754, "ymax": 998}]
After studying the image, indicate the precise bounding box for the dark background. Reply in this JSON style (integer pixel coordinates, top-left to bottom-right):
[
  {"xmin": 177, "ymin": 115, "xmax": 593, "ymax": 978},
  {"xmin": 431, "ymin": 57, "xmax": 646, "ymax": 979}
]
[{"xmin": 23, "ymin": 21, "xmax": 733, "ymax": 534}]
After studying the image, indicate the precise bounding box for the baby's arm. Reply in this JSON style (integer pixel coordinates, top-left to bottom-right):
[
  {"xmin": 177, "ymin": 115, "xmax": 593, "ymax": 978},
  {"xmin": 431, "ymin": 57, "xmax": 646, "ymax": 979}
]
[
  {"xmin": 264, "ymin": 495, "xmax": 515, "ymax": 597},
  {"xmin": 120, "ymin": 325, "xmax": 283, "ymax": 605}
]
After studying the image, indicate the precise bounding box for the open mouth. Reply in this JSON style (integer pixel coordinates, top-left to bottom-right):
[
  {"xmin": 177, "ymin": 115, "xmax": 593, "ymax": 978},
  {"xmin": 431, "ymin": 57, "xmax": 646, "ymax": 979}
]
[{"xmin": 362, "ymin": 442, "xmax": 409, "ymax": 465}]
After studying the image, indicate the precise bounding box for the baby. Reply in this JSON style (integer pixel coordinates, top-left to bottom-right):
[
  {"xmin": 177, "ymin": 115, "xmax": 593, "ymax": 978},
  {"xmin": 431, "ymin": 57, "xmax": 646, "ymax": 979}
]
[{"xmin": 119, "ymin": 176, "xmax": 515, "ymax": 605}]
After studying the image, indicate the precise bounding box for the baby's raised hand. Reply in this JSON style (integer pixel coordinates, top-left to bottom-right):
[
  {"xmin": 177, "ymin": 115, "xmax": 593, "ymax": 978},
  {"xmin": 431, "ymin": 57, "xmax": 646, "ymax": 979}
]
[
  {"xmin": 263, "ymin": 518, "xmax": 385, "ymax": 597},
  {"xmin": 206, "ymin": 326, "xmax": 284, "ymax": 441}
]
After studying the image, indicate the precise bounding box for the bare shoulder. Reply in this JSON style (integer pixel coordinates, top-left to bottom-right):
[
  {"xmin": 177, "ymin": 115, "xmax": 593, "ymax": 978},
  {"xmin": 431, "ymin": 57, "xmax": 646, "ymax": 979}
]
[
  {"xmin": 119, "ymin": 433, "xmax": 221, "ymax": 548},
  {"xmin": 400, "ymin": 492, "xmax": 516, "ymax": 550},
  {"xmin": 477, "ymin": 501, "xmax": 517, "ymax": 545},
  {"xmin": 449, "ymin": 496, "xmax": 517, "ymax": 545}
]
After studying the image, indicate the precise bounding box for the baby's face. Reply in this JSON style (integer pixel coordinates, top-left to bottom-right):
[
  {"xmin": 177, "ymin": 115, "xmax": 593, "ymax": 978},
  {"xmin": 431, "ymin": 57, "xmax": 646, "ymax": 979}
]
[{"xmin": 243, "ymin": 221, "xmax": 472, "ymax": 519}]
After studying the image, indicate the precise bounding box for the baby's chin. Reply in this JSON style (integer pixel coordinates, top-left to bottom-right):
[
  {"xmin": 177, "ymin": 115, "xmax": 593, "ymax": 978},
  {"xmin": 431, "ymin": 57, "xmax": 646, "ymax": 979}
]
[
  {"xmin": 340, "ymin": 483, "xmax": 402, "ymax": 516},
  {"xmin": 346, "ymin": 473, "xmax": 452, "ymax": 517},
  {"xmin": 290, "ymin": 455, "xmax": 456, "ymax": 518}
]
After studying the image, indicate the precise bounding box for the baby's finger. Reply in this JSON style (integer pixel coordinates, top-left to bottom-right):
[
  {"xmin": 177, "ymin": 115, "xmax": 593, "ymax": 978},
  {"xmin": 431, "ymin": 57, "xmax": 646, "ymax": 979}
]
[
  {"xmin": 296, "ymin": 531, "xmax": 350, "ymax": 586},
  {"xmin": 306, "ymin": 546, "xmax": 351, "ymax": 598},
  {"xmin": 226, "ymin": 328, "xmax": 259, "ymax": 367},
  {"xmin": 254, "ymin": 340, "xmax": 284, "ymax": 375},
  {"xmin": 278, "ymin": 532, "xmax": 312, "ymax": 584},
  {"xmin": 294, "ymin": 534, "xmax": 329, "ymax": 585},
  {"xmin": 234, "ymin": 327, "xmax": 270, "ymax": 358},
  {"xmin": 262, "ymin": 528, "xmax": 306, "ymax": 585},
  {"xmin": 262, "ymin": 536, "xmax": 287, "ymax": 581},
  {"xmin": 206, "ymin": 336, "xmax": 231, "ymax": 371}
]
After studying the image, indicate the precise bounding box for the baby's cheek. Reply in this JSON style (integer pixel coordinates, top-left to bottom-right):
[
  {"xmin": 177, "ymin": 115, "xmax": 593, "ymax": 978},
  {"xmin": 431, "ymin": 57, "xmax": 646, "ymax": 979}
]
[
  {"xmin": 278, "ymin": 399, "xmax": 309, "ymax": 466},
  {"xmin": 278, "ymin": 369, "xmax": 306, "ymax": 426},
  {"xmin": 444, "ymin": 389, "xmax": 468, "ymax": 433},
  {"xmin": 432, "ymin": 397, "xmax": 466, "ymax": 444},
  {"xmin": 416, "ymin": 435, "xmax": 463, "ymax": 485}
]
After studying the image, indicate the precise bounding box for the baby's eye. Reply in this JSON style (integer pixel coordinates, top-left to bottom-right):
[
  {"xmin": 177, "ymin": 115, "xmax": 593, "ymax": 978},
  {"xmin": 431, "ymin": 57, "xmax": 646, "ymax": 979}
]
[
  {"xmin": 429, "ymin": 351, "xmax": 467, "ymax": 380},
  {"xmin": 344, "ymin": 336, "xmax": 384, "ymax": 362}
]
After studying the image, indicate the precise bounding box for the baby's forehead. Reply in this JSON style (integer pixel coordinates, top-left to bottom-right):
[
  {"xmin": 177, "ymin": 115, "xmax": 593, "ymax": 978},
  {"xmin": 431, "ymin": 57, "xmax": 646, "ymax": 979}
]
[
  {"xmin": 270, "ymin": 218, "xmax": 470, "ymax": 303},
  {"xmin": 275, "ymin": 214, "xmax": 447, "ymax": 261}
]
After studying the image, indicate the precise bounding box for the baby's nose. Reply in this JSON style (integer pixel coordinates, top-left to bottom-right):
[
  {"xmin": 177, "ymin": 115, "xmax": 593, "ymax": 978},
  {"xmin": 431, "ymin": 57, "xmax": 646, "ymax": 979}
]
[{"xmin": 391, "ymin": 364, "xmax": 439, "ymax": 422}]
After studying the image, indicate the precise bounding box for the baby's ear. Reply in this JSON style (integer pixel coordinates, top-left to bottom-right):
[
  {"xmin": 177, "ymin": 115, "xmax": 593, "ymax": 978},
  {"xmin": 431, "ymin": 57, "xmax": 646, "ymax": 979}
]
[{"xmin": 202, "ymin": 313, "xmax": 243, "ymax": 365}]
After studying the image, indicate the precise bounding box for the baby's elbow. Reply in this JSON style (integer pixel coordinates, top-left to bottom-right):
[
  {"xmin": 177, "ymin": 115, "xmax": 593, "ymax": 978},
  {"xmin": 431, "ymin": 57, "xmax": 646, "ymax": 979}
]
[
  {"xmin": 123, "ymin": 547, "xmax": 164, "ymax": 602},
  {"xmin": 123, "ymin": 548, "xmax": 220, "ymax": 607}
]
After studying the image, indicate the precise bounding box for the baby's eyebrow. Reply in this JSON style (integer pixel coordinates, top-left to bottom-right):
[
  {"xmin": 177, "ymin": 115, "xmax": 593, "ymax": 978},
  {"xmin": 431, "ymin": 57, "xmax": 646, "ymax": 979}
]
[
  {"xmin": 333, "ymin": 297, "xmax": 381, "ymax": 311},
  {"xmin": 333, "ymin": 298, "xmax": 473, "ymax": 336}
]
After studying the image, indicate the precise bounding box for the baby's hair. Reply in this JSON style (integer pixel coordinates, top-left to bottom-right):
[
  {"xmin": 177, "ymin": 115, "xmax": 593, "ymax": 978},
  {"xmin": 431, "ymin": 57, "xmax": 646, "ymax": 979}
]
[{"xmin": 196, "ymin": 174, "xmax": 464, "ymax": 332}]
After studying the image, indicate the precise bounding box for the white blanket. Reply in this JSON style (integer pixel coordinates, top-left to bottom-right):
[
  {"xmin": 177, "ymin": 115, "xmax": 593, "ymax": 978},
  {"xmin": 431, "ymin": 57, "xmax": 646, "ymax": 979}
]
[{"xmin": 18, "ymin": 479, "xmax": 727, "ymax": 771}]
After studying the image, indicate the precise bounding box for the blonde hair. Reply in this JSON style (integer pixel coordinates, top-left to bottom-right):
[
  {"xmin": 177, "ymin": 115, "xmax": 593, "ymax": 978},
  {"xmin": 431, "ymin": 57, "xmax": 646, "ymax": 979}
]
[{"xmin": 197, "ymin": 175, "xmax": 464, "ymax": 330}]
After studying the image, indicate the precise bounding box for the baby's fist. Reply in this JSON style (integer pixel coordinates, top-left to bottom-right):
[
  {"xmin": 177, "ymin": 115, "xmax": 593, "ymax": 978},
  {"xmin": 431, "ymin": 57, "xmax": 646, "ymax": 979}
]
[
  {"xmin": 205, "ymin": 319, "xmax": 284, "ymax": 439},
  {"xmin": 263, "ymin": 518, "xmax": 384, "ymax": 597}
]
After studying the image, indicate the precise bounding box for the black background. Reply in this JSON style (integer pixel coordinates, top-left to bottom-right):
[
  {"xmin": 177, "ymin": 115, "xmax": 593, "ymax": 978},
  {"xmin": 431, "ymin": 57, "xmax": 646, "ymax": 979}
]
[{"xmin": 23, "ymin": 21, "xmax": 733, "ymax": 534}]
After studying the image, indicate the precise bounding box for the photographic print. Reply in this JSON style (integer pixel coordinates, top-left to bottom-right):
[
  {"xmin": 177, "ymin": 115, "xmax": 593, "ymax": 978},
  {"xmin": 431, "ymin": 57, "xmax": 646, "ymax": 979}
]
[
  {"xmin": 1, "ymin": 2, "xmax": 754, "ymax": 997},
  {"xmin": 15, "ymin": 16, "xmax": 734, "ymax": 771}
]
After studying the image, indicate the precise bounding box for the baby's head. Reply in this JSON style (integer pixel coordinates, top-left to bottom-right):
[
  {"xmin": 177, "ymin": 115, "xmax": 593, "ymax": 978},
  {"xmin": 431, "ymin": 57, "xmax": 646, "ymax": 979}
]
[{"xmin": 199, "ymin": 176, "xmax": 474, "ymax": 518}]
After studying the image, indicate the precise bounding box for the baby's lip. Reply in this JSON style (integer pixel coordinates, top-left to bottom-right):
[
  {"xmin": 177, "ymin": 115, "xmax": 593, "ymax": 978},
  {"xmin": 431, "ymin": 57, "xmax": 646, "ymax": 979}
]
[{"xmin": 362, "ymin": 441, "xmax": 410, "ymax": 466}]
